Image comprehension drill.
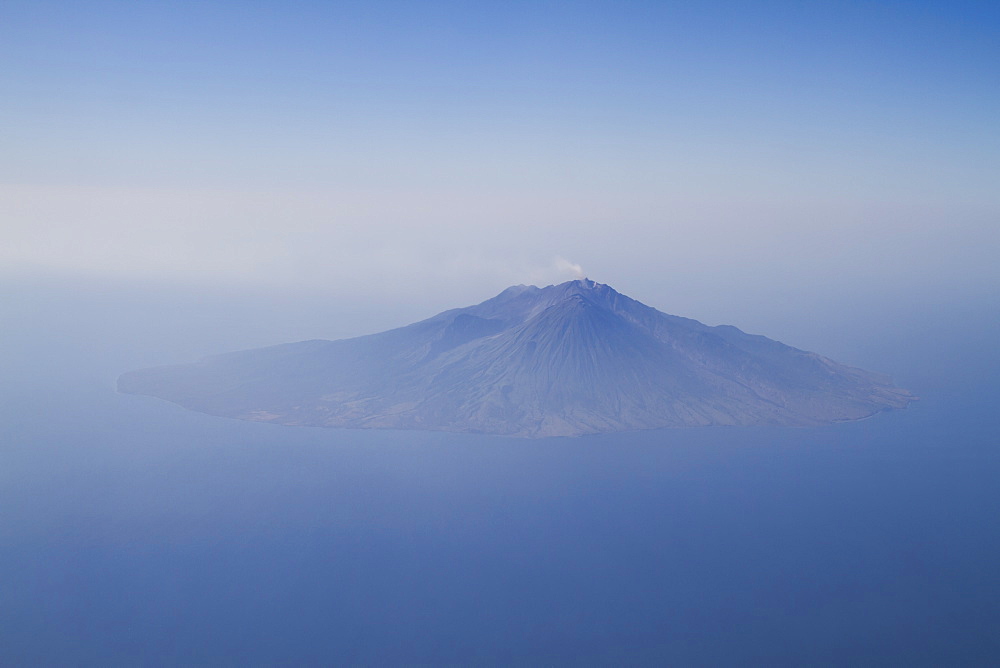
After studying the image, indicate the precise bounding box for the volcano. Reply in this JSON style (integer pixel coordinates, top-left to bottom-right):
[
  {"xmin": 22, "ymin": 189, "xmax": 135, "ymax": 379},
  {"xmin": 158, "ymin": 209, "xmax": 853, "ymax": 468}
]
[{"xmin": 118, "ymin": 279, "xmax": 914, "ymax": 437}]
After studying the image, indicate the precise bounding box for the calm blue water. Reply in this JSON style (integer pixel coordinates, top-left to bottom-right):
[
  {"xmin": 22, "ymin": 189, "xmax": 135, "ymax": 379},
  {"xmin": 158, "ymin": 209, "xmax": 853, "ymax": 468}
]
[{"xmin": 2, "ymin": 281, "xmax": 999, "ymax": 665}]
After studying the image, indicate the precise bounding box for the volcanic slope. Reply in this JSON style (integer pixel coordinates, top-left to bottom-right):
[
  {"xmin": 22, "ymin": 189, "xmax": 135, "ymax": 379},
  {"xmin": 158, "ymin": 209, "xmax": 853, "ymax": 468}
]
[{"xmin": 118, "ymin": 279, "xmax": 914, "ymax": 437}]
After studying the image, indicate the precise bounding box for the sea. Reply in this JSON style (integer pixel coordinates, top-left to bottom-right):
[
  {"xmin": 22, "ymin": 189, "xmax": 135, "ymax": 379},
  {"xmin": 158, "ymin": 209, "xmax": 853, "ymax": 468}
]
[{"xmin": 2, "ymin": 277, "xmax": 998, "ymax": 665}]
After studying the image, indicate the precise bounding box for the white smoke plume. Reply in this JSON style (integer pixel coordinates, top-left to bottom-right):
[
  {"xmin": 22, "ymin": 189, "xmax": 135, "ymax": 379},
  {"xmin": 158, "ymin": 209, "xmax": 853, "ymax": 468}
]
[{"xmin": 554, "ymin": 256, "xmax": 585, "ymax": 280}]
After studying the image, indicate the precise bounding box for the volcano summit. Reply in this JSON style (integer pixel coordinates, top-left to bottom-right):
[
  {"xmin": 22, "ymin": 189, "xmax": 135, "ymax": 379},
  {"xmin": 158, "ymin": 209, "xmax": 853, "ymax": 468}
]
[{"xmin": 118, "ymin": 280, "xmax": 914, "ymax": 437}]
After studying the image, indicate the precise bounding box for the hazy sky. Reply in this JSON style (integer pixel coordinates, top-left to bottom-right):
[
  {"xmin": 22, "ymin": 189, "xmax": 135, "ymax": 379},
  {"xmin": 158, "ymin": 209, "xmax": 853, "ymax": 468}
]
[{"xmin": 2, "ymin": 0, "xmax": 997, "ymax": 319}]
